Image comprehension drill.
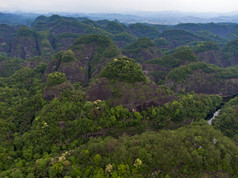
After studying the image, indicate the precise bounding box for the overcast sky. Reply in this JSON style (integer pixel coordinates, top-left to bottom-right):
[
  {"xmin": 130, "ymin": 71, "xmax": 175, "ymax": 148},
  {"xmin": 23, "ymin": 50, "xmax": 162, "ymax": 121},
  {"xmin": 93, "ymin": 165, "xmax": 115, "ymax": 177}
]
[{"xmin": 1, "ymin": 0, "xmax": 238, "ymax": 13}]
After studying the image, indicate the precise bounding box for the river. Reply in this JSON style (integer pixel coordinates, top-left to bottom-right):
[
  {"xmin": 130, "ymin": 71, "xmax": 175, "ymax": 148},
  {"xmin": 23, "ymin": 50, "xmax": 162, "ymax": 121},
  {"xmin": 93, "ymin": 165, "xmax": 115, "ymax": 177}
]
[
  {"xmin": 207, "ymin": 109, "xmax": 220, "ymax": 125},
  {"xmin": 207, "ymin": 94, "xmax": 237, "ymax": 125}
]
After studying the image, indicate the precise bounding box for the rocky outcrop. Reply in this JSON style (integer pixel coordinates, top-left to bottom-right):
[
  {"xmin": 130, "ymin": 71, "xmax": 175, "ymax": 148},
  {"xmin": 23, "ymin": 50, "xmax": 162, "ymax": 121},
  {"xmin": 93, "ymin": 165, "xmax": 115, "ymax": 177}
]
[
  {"xmin": 196, "ymin": 50, "xmax": 224, "ymax": 67},
  {"xmin": 142, "ymin": 63, "xmax": 169, "ymax": 83},
  {"xmin": 0, "ymin": 24, "xmax": 17, "ymax": 55},
  {"xmin": 124, "ymin": 46, "xmax": 162, "ymax": 63},
  {"xmin": 165, "ymin": 70, "xmax": 238, "ymax": 97},
  {"xmin": 43, "ymin": 82, "xmax": 71, "ymax": 100},
  {"xmin": 57, "ymin": 60, "xmax": 88, "ymax": 84},
  {"xmin": 87, "ymin": 78, "xmax": 175, "ymax": 110},
  {"xmin": 10, "ymin": 27, "xmax": 40, "ymax": 59},
  {"xmin": 44, "ymin": 34, "xmax": 121, "ymax": 85},
  {"xmin": 123, "ymin": 38, "xmax": 162, "ymax": 63}
]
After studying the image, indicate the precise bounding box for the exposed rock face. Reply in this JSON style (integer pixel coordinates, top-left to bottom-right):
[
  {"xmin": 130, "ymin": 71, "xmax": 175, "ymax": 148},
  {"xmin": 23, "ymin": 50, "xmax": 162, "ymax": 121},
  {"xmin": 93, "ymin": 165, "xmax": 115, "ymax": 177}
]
[
  {"xmin": 0, "ymin": 24, "xmax": 17, "ymax": 55},
  {"xmin": 55, "ymin": 37, "xmax": 78, "ymax": 52},
  {"xmin": 87, "ymin": 78, "xmax": 176, "ymax": 110},
  {"xmin": 50, "ymin": 21, "xmax": 87, "ymax": 36},
  {"xmin": 57, "ymin": 60, "xmax": 88, "ymax": 84},
  {"xmin": 224, "ymin": 56, "xmax": 238, "ymax": 67},
  {"xmin": 123, "ymin": 38, "xmax": 162, "ymax": 63},
  {"xmin": 44, "ymin": 34, "xmax": 121, "ymax": 85},
  {"xmin": 10, "ymin": 28, "xmax": 40, "ymax": 59},
  {"xmin": 196, "ymin": 50, "xmax": 224, "ymax": 67},
  {"xmin": 124, "ymin": 46, "xmax": 162, "ymax": 63},
  {"xmin": 142, "ymin": 63, "xmax": 169, "ymax": 83},
  {"xmin": 165, "ymin": 70, "xmax": 238, "ymax": 97},
  {"xmin": 43, "ymin": 82, "xmax": 71, "ymax": 100}
]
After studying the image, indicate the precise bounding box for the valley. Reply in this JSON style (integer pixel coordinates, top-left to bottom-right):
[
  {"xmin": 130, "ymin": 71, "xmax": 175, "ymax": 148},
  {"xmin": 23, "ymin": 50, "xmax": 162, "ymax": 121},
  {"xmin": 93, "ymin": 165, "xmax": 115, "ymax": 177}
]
[{"xmin": 0, "ymin": 13, "xmax": 238, "ymax": 177}]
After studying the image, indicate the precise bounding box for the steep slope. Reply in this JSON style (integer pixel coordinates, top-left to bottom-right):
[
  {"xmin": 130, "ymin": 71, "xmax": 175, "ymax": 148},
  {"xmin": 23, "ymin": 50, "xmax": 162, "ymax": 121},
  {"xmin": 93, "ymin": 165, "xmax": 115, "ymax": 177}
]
[
  {"xmin": 43, "ymin": 72, "xmax": 72, "ymax": 100},
  {"xmin": 123, "ymin": 37, "xmax": 162, "ymax": 63},
  {"xmin": 44, "ymin": 34, "xmax": 121, "ymax": 85},
  {"xmin": 193, "ymin": 41, "xmax": 225, "ymax": 67},
  {"xmin": 142, "ymin": 47, "xmax": 198, "ymax": 84},
  {"xmin": 128, "ymin": 23, "xmax": 161, "ymax": 39},
  {"xmin": 159, "ymin": 29, "xmax": 205, "ymax": 48},
  {"xmin": 0, "ymin": 24, "xmax": 17, "ymax": 56},
  {"xmin": 222, "ymin": 39, "xmax": 238, "ymax": 66},
  {"xmin": 10, "ymin": 26, "xmax": 40, "ymax": 59},
  {"xmin": 213, "ymin": 96, "xmax": 238, "ymax": 144},
  {"xmin": 87, "ymin": 57, "xmax": 175, "ymax": 110},
  {"xmin": 112, "ymin": 32, "xmax": 137, "ymax": 48},
  {"xmin": 165, "ymin": 62, "xmax": 238, "ymax": 96},
  {"xmin": 10, "ymin": 26, "xmax": 54, "ymax": 59}
]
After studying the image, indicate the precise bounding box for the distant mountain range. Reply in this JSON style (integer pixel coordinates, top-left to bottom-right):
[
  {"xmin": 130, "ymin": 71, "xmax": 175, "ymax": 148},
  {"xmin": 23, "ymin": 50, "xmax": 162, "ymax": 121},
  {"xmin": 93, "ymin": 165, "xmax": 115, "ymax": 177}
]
[{"xmin": 1, "ymin": 11, "xmax": 238, "ymax": 26}]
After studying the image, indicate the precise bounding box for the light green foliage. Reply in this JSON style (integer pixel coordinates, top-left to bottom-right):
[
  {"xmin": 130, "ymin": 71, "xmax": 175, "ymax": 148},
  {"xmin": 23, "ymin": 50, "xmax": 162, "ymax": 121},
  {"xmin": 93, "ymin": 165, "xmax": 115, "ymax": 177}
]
[
  {"xmin": 18, "ymin": 26, "xmax": 36, "ymax": 37},
  {"xmin": 213, "ymin": 96, "xmax": 238, "ymax": 139},
  {"xmin": 173, "ymin": 47, "xmax": 198, "ymax": 61},
  {"xmin": 124, "ymin": 37, "xmax": 157, "ymax": 54},
  {"xmin": 193, "ymin": 41, "xmax": 219, "ymax": 53},
  {"xmin": 147, "ymin": 94, "xmax": 222, "ymax": 128},
  {"xmin": 103, "ymin": 21, "xmax": 127, "ymax": 34},
  {"xmin": 46, "ymin": 72, "xmax": 66, "ymax": 87},
  {"xmin": 61, "ymin": 50, "xmax": 76, "ymax": 62},
  {"xmin": 70, "ymin": 34, "xmax": 120, "ymax": 74},
  {"xmin": 100, "ymin": 57, "xmax": 146, "ymax": 83},
  {"xmin": 168, "ymin": 62, "xmax": 238, "ymax": 83},
  {"xmin": 37, "ymin": 31, "xmax": 54, "ymax": 59}
]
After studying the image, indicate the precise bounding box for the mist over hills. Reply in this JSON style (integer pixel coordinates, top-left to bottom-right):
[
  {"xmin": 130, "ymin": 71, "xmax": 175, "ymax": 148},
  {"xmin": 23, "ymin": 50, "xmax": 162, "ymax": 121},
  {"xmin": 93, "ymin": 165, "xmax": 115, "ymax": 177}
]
[{"xmin": 2, "ymin": 11, "xmax": 238, "ymax": 25}]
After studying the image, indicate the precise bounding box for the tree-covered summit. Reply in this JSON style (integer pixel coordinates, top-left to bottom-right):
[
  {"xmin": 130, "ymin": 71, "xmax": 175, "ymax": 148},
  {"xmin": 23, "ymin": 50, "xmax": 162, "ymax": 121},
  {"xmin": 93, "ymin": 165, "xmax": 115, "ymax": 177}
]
[{"xmin": 100, "ymin": 57, "xmax": 146, "ymax": 83}]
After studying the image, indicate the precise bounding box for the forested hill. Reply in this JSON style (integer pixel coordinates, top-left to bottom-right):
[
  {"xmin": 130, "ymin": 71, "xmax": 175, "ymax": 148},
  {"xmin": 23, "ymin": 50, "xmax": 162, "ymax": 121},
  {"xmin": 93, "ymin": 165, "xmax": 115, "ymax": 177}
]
[{"xmin": 0, "ymin": 14, "xmax": 238, "ymax": 177}]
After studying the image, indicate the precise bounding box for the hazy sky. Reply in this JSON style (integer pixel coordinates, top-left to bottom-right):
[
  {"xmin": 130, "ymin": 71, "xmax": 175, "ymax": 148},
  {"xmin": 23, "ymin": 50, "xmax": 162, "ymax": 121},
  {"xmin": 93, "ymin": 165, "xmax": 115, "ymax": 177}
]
[{"xmin": 1, "ymin": 0, "xmax": 238, "ymax": 13}]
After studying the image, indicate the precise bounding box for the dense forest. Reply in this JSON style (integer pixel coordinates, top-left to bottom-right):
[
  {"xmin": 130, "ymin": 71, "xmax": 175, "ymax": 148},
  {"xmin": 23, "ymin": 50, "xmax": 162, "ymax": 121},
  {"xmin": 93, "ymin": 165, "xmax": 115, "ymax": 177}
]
[{"xmin": 0, "ymin": 14, "xmax": 238, "ymax": 177}]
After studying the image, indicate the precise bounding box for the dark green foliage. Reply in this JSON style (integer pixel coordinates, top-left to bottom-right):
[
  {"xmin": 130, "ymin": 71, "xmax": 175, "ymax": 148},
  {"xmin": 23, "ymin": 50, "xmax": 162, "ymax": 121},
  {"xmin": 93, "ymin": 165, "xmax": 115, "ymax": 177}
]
[
  {"xmin": 34, "ymin": 62, "xmax": 47, "ymax": 74},
  {"xmin": 71, "ymin": 34, "xmax": 120, "ymax": 59},
  {"xmin": 154, "ymin": 37, "xmax": 170, "ymax": 48},
  {"xmin": 125, "ymin": 37, "xmax": 156, "ymax": 53},
  {"xmin": 72, "ymin": 34, "xmax": 113, "ymax": 48},
  {"xmin": 100, "ymin": 57, "xmax": 146, "ymax": 83},
  {"xmin": 195, "ymin": 30, "xmax": 227, "ymax": 43},
  {"xmin": 46, "ymin": 72, "xmax": 66, "ymax": 87},
  {"xmin": 37, "ymin": 31, "xmax": 54, "ymax": 59},
  {"xmin": 147, "ymin": 94, "xmax": 222, "ymax": 128},
  {"xmin": 55, "ymin": 32, "xmax": 81, "ymax": 39},
  {"xmin": 1, "ymin": 16, "xmax": 238, "ymax": 178},
  {"xmin": 70, "ymin": 34, "xmax": 120, "ymax": 76},
  {"xmin": 17, "ymin": 26, "xmax": 36, "ymax": 37},
  {"xmin": 213, "ymin": 96, "xmax": 238, "ymax": 139},
  {"xmin": 223, "ymin": 39, "xmax": 238, "ymax": 58},
  {"xmin": 112, "ymin": 32, "xmax": 137, "ymax": 43},
  {"xmin": 4, "ymin": 121, "xmax": 237, "ymax": 177},
  {"xmin": 63, "ymin": 122, "xmax": 237, "ymax": 177},
  {"xmin": 84, "ymin": 26, "xmax": 112, "ymax": 37},
  {"xmin": 226, "ymin": 30, "xmax": 238, "ymax": 40},
  {"xmin": 145, "ymin": 55, "xmax": 180, "ymax": 68},
  {"xmin": 145, "ymin": 47, "xmax": 197, "ymax": 67},
  {"xmin": 159, "ymin": 29, "xmax": 205, "ymax": 47},
  {"xmin": 173, "ymin": 47, "xmax": 198, "ymax": 61},
  {"xmin": 168, "ymin": 62, "xmax": 238, "ymax": 83},
  {"xmin": 0, "ymin": 57, "xmax": 25, "ymax": 77},
  {"xmin": 103, "ymin": 21, "xmax": 127, "ymax": 34},
  {"xmin": 61, "ymin": 50, "xmax": 76, "ymax": 62},
  {"xmin": 193, "ymin": 41, "xmax": 219, "ymax": 53},
  {"xmin": 0, "ymin": 63, "xmax": 231, "ymax": 177},
  {"xmin": 129, "ymin": 23, "xmax": 161, "ymax": 39}
]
